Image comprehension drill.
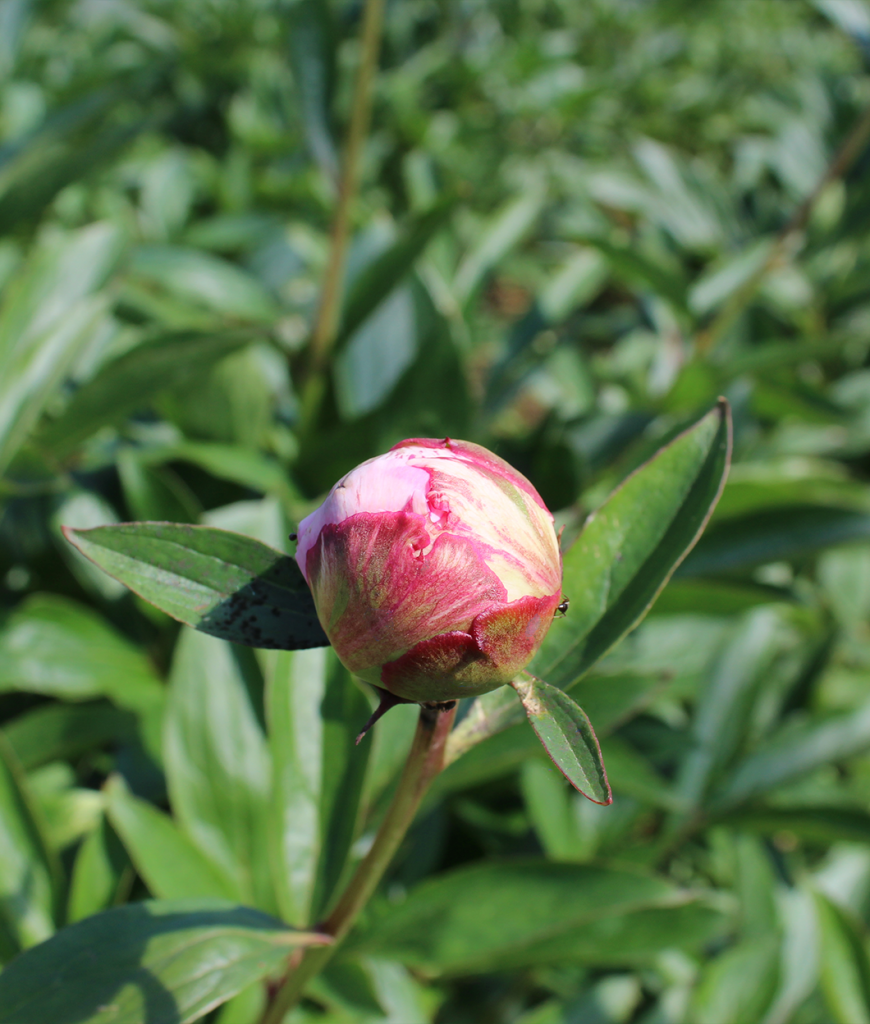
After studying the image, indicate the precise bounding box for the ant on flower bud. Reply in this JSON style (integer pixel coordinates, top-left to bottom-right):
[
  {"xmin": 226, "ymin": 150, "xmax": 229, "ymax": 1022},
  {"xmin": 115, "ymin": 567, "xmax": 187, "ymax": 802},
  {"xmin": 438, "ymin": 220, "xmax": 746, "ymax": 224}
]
[{"xmin": 556, "ymin": 597, "xmax": 569, "ymax": 617}]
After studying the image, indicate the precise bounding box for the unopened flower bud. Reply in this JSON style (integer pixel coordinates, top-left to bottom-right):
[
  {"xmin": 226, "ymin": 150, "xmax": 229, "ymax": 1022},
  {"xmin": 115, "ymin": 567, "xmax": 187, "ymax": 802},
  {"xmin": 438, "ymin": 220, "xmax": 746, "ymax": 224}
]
[{"xmin": 295, "ymin": 438, "xmax": 562, "ymax": 703}]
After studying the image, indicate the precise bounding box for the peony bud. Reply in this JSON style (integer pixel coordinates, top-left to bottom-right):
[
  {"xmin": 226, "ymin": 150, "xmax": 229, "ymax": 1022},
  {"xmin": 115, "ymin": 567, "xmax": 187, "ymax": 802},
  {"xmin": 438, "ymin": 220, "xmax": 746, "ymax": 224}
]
[{"xmin": 295, "ymin": 438, "xmax": 562, "ymax": 704}]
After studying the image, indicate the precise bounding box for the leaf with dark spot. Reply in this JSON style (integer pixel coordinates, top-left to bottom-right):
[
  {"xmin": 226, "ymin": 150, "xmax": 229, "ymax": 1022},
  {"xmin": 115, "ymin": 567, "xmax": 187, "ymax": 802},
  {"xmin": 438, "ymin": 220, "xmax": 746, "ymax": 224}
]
[{"xmin": 63, "ymin": 523, "xmax": 329, "ymax": 651}]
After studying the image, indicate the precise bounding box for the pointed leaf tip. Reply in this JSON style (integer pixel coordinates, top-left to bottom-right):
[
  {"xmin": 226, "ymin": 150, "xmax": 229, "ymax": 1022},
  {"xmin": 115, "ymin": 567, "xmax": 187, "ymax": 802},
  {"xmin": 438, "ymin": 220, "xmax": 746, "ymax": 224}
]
[{"xmin": 512, "ymin": 674, "xmax": 612, "ymax": 805}]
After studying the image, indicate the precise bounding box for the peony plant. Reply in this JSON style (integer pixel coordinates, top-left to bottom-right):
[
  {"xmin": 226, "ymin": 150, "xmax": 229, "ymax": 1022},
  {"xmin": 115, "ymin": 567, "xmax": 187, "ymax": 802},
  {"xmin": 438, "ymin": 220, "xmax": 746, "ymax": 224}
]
[{"xmin": 31, "ymin": 401, "xmax": 729, "ymax": 1024}]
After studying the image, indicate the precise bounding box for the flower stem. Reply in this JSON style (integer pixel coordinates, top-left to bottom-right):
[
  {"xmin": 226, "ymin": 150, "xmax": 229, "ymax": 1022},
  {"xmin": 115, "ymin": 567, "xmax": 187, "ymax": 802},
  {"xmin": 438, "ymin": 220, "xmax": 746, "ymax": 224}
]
[
  {"xmin": 299, "ymin": 0, "xmax": 385, "ymax": 430},
  {"xmin": 260, "ymin": 702, "xmax": 457, "ymax": 1024}
]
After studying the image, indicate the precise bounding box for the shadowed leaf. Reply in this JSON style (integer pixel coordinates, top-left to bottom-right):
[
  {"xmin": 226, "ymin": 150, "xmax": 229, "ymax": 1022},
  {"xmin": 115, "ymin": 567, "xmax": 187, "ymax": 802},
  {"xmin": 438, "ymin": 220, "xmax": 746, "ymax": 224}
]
[
  {"xmin": 63, "ymin": 523, "xmax": 328, "ymax": 651},
  {"xmin": 0, "ymin": 899, "xmax": 330, "ymax": 1024}
]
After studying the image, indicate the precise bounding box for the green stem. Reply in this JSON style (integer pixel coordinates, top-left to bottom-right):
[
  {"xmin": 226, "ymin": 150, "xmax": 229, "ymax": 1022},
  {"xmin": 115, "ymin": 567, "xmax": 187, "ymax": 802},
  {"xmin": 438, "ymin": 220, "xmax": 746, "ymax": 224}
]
[
  {"xmin": 299, "ymin": 0, "xmax": 385, "ymax": 430},
  {"xmin": 260, "ymin": 702, "xmax": 457, "ymax": 1024}
]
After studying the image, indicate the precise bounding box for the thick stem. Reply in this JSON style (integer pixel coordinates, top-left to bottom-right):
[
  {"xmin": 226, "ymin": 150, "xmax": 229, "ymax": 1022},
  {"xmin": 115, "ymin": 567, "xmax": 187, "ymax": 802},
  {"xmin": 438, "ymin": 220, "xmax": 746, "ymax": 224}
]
[
  {"xmin": 299, "ymin": 0, "xmax": 385, "ymax": 428},
  {"xmin": 260, "ymin": 702, "xmax": 456, "ymax": 1024}
]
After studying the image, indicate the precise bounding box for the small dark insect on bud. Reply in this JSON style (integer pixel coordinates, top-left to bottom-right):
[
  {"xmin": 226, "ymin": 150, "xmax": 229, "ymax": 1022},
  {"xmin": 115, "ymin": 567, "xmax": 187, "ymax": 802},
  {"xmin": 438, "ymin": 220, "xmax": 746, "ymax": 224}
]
[
  {"xmin": 556, "ymin": 597, "xmax": 569, "ymax": 617},
  {"xmin": 289, "ymin": 533, "xmax": 298, "ymax": 542}
]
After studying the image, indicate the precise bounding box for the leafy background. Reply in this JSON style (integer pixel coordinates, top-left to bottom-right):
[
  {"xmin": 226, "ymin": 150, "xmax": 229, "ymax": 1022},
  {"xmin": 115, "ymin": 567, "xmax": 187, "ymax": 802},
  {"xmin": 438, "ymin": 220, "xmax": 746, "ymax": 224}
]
[{"xmin": 3, "ymin": 0, "xmax": 870, "ymax": 1021}]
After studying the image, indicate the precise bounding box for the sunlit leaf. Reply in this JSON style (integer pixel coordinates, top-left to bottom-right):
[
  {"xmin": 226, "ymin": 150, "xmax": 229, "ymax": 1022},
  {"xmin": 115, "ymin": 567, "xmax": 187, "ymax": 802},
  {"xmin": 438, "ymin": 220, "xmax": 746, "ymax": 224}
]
[{"xmin": 512, "ymin": 674, "xmax": 611, "ymax": 804}]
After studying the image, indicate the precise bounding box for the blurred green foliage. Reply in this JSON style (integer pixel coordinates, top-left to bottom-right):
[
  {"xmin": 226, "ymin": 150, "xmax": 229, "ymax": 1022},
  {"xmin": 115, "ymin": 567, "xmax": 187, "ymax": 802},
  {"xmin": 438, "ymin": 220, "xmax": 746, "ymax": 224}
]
[{"xmin": 3, "ymin": 0, "xmax": 870, "ymax": 1021}]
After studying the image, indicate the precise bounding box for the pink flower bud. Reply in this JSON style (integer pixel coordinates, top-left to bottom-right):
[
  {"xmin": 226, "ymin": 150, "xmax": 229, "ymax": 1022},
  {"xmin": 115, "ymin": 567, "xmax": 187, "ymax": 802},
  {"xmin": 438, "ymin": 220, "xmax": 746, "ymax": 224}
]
[{"xmin": 295, "ymin": 438, "xmax": 562, "ymax": 703}]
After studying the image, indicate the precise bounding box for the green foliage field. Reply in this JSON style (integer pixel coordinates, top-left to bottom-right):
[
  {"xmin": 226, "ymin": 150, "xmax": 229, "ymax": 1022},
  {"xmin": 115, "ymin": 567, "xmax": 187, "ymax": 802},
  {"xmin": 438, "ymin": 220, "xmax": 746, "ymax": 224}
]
[{"xmin": 3, "ymin": 0, "xmax": 870, "ymax": 1021}]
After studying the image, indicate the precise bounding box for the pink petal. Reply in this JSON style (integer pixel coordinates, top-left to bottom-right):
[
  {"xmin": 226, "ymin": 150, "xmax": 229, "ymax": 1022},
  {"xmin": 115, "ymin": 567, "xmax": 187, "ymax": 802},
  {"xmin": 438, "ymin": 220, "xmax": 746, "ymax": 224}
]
[{"xmin": 305, "ymin": 510, "xmax": 506, "ymax": 674}]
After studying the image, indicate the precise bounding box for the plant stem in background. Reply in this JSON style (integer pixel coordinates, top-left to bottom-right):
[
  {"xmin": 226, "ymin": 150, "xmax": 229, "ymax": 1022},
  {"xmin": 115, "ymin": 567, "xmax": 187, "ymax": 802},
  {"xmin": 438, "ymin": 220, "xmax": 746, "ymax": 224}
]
[
  {"xmin": 299, "ymin": 0, "xmax": 386, "ymax": 431},
  {"xmin": 697, "ymin": 100, "xmax": 870, "ymax": 355},
  {"xmin": 260, "ymin": 702, "xmax": 457, "ymax": 1024}
]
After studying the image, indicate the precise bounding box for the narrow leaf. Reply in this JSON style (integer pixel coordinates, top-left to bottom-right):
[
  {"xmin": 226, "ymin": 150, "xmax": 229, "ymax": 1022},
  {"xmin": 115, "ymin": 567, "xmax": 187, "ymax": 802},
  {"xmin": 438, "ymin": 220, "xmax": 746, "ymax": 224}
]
[
  {"xmin": 263, "ymin": 647, "xmax": 373, "ymax": 925},
  {"xmin": 690, "ymin": 935, "xmax": 781, "ymax": 1024},
  {"xmin": 4, "ymin": 703, "xmax": 136, "ymax": 772},
  {"xmin": 0, "ymin": 89, "xmax": 144, "ymax": 234},
  {"xmin": 447, "ymin": 401, "xmax": 731, "ymax": 765},
  {"xmin": 0, "ymin": 736, "xmax": 56, "ymax": 951},
  {"xmin": 164, "ymin": 630, "xmax": 272, "ymax": 910},
  {"xmin": 581, "ymin": 234, "xmax": 689, "ymax": 312},
  {"xmin": 105, "ymin": 776, "xmax": 240, "ymax": 903},
  {"xmin": 36, "ymin": 329, "xmax": 258, "ymax": 460},
  {"xmin": 0, "ymin": 221, "xmax": 124, "ymax": 473},
  {"xmin": 672, "ymin": 608, "xmax": 783, "ymax": 815},
  {"xmin": 0, "ymin": 595, "xmax": 164, "ymax": 715},
  {"xmin": 537, "ymin": 399, "xmax": 732, "ymax": 688},
  {"xmin": 335, "ymin": 199, "xmax": 455, "ymax": 353},
  {"xmin": 454, "ymin": 186, "xmax": 546, "ymax": 305},
  {"xmin": 287, "ymin": 0, "xmax": 338, "ymax": 178},
  {"xmin": 720, "ymin": 807, "xmax": 870, "ymax": 845},
  {"xmin": 714, "ymin": 698, "xmax": 870, "ymax": 810},
  {"xmin": 512, "ymin": 674, "xmax": 611, "ymax": 804},
  {"xmin": 815, "ymin": 890, "xmax": 870, "ymax": 1024},
  {"xmin": 0, "ymin": 899, "xmax": 330, "ymax": 1024},
  {"xmin": 265, "ymin": 649, "xmax": 325, "ymax": 927},
  {"xmin": 67, "ymin": 816, "xmax": 131, "ymax": 925},
  {"xmin": 127, "ymin": 246, "xmax": 280, "ymax": 323},
  {"xmin": 678, "ymin": 505, "xmax": 870, "ymax": 577},
  {"xmin": 63, "ymin": 523, "xmax": 328, "ymax": 651},
  {"xmin": 355, "ymin": 860, "xmax": 723, "ymax": 975}
]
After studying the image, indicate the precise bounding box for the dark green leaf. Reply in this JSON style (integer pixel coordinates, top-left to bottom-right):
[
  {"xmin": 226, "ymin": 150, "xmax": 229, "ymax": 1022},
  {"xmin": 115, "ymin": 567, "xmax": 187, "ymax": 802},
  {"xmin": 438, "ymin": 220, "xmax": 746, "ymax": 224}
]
[
  {"xmin": 713, "ymin": 699, "xmax": 870, "ymax": 809},
  {"xmin": 513, "ymin": 674, "xmax": 611, "ymax": 804},
  {"xmin": 105, "ymin": 776, "xmax": 240, "ymax": 903},
  {"xmin": 265, "ymin": 647, "xmax": 372, "ymax": 926},
  {"xmin": 678, "ymin": 505, "xmax": 870, "ymax": 576},
  {"xmin": 435, "ymin": 723, "xmax": 545, "ymax": 799},
  {"xmin": 815, "ymin": 890, "xmax": 870, "ymax": 1024},
  {"xmin": 335, "ymin": 199, "xmax": 455, "ymax": 353},
  {"xmin": 127, "ymin": 246, "xmax": 280, "ymax": 323},
  {"xmin": 437, "ymin": 670, "xmax": 658, "ymax": 796},
  {"xmin": 651, "ymin": 578, "xmax": 786, "ymax": 615},
  {"xmin": 0, "ymin": 89, "xmax": 144, "ymax": 233},
  {"xmin": 36, "ymin": 330, "xmax": 259, "ymax": 460},
  {"xmin": 580, "ymin": 235, "xmax": 690, "ymax": 312},
  {"xmin": 720, "ymin": 806, "xmax": 870, "ymax": 844},
  {"xmin": 164, "ymin": 630, "xmax": 272, "ymax": 910},
  {"xmin": 287, "ymin": 0, "xmax": 338, "ymax": 178},
  {"xmin": 355, "ymin": 860, "xmax": 723, "ymax": 974},
  {"xmin": 598, "ymin": 736, "xmax": 677, "ymax": 809},
  {"xmin": 691, "ymin": 935, "xmax": 780, "ymax": 1024},
  {"xmin": 713, "ymin": 463, "xmax": 870, "ymax": 520},
  {"xmin": 521, "ymin": 760, "xmax": 581, "ymax": 861},
  {"xmin": 62, "ymin": 523, "xmax": 328, "ymax": 651},
  {"xmin": 0, "ymin": 899, "xmax": 330, "ymax": 1024},
  {"xmin": 454, "ymin": 187, "xmax": 546, "ymax": 305},
  {"xmin": 447, "ymin": 402, "xmax": 731, "ymax": 764},
  {"xmin": 140, "ymin": 441, "xmax": 297, "ymax": 507},
  {"xmin": 4, "ymin": 704, "xmax": 136, "ymax": 772},
  {"xmin": 67, "ymin": 816, "xmax": 132, "ymax": 925},
  {"xmin": 0, "ymin": 735, "xmax": 56, "ymax": 950},
  {"xmin": 537, "ymin": 399, "xmax": 732, "ymax": 689},
  {"xmin": 0, "ymin": 595, "xmax": 164, "ymax": 715},
  {"xmin": 117, "ymin": 449, "xmax": 201, "ymax": 524},
  {"xmin": 672, "ymin": 608, "xmax": 783, "ymax": 816}
]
